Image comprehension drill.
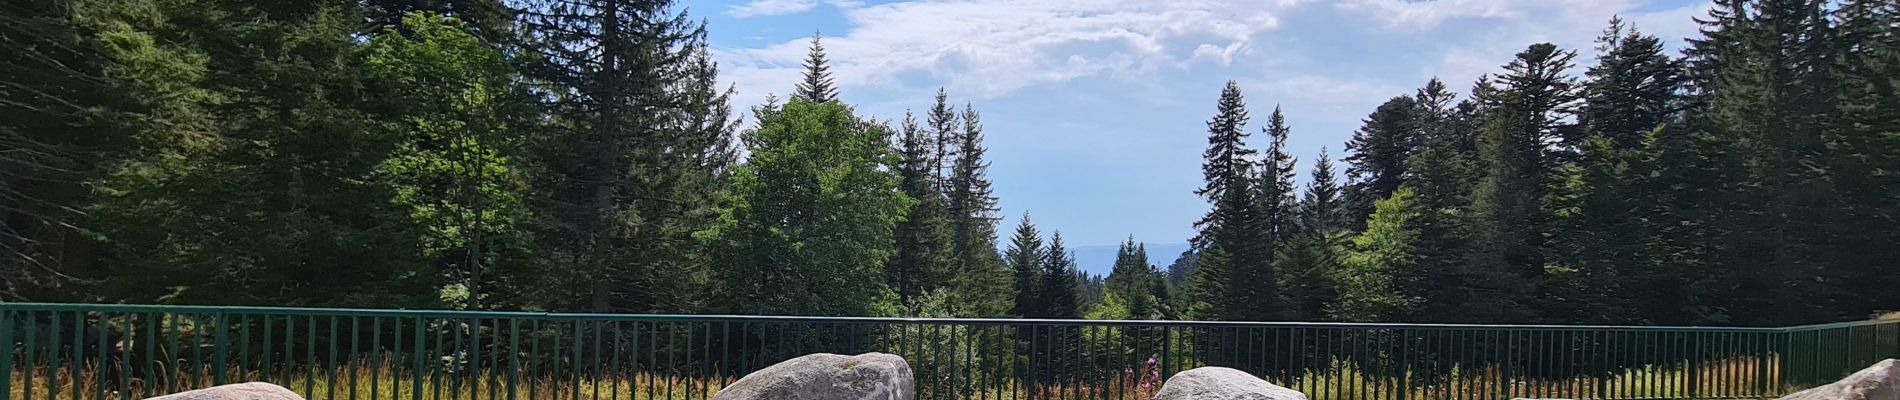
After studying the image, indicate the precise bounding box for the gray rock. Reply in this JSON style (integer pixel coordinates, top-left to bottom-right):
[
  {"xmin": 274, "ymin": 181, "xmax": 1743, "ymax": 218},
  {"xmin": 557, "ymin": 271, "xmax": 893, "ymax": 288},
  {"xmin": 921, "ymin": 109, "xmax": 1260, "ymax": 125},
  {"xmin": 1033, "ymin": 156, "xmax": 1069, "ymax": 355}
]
[
  {"xmin": 1779, "ymin": 359, "xmax": 1900, "ymax": 400},
  {"xmin": 713, "ymin": 352, "xmax": 914, "ymax": 400},
  {"xmin": 144, "ymin": 382, "xmax": 303, "ymax": 400},
  {"xmin": 1152, "ymin": 367, "xmax": 1307, "ymax": 400}
]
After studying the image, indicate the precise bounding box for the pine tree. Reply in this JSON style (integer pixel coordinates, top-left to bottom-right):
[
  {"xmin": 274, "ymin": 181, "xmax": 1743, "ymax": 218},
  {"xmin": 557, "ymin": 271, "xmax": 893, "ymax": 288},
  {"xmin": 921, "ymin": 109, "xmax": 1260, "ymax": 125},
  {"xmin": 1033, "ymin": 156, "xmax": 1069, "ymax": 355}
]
[
  {"xmin": 1828, "ymin": 0, "xmax": 1900, "ymax": 317},
  {"xmin": 1300, "ymin": 148, "xmax": 1345, "ymax": 235},
  {"xmin": 890, "ymin": 112, "xmax": 953, "ymax": 309},
  {"xmin": 1345, "ymin": 96, "xmax": 1422, "ymax": 224},
  {"xmin": 1006, "ymin": 213, "xmax": 1047, "ymax": 318},
  {"xmin": 1464, "ymin": 43, "xmax": 1580, "ymax": 323},
  {"xmin": 704, "ymin": 99, "xmax": 906, "ymax": 317},
  {"xmin": 1188, "ymin": 81, "xmax": 1275, "ymax": 321},
  {"xmin": 1039, "ymin": 232, "xmax": 1082, "ymax": 319},
  {"xmin": 519, "ymin": 0, "xmax": 729, "ymax": 312},
  {"xmin": 1259, "ymin": 106, "xmax": 1300, "ymax": 240},
  {"xmin": 945, "ymin": 103, "xmax": 1012, "ymax": 317},
  {"xmin": 1279, "ymin": 148, "xmax": 1345, "ymax": 321},
  {"xmin": 0, "ymin": 0, "xmax": 124, "ymax": 300},
  {"xmin": 1582, "ymin": 16, "xmax": 1688, "ymax": 150},
  {"xmin": 1547, "ymin": 136, "xmax": 1658, "ymax": 324},
  {"xmin": 1105, "ymin": 237, "xmax": 1159, "ymax": 319},
  {"xmin": 88, "ymin": 1, "xmax": 439, "ymax": 307},
  {"xmin": 794, "ymin": 33, "xmax": 838, "ymax": 103}
]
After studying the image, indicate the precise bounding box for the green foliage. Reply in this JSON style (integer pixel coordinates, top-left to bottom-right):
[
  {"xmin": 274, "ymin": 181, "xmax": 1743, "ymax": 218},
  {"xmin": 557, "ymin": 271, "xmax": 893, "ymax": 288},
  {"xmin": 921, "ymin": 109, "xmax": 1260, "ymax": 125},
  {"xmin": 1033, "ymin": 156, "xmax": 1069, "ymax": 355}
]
[
  {"xmin": 362, "ymin": 13, "xmax": 538, "ymax": 309},
  {"xmin": 1188, "ymin": 81, "xmax": 1277, "ymax": 322},
  {"xmin": 701, "ymin": 98, "xmax": 906, "ymax": 317},
  {"xmin": 794, "ymin": 33, "xmax": 838, "ymax": 103},
  {"xmin": 87, "ymin": 1, "xmax": 437, "ymax": 307},
  {"xmin": 1103, "ymin": 237, "xmax": 1164, "ymax": 319},
  {"xmin": 1345, "ymin": 96, "xmax": 1421, "ymax": 223},
  {"xmin": 1330, "ymin": 189, "xmax": 1423, "ymax": 322},
  {"xmin": 1036, "ymin": 232, "xmax": 1083, "ymax": 319}
]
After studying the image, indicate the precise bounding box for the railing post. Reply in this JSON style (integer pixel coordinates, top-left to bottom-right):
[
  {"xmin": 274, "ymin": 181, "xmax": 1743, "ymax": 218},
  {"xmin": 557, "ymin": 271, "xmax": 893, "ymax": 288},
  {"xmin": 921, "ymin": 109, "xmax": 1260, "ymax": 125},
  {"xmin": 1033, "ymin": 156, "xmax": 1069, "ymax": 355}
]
[{"xmin": 1, "ymin": 309, "xmax": 13, "ymax": 399}]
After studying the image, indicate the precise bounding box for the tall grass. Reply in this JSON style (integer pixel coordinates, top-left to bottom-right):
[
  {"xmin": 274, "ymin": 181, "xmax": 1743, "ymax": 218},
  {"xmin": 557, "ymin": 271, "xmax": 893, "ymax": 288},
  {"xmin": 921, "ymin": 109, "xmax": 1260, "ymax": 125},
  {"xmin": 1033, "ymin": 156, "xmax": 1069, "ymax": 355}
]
[{"xmin": 9, "ymin": 355, "xmax": 1787, "ymax": 400}]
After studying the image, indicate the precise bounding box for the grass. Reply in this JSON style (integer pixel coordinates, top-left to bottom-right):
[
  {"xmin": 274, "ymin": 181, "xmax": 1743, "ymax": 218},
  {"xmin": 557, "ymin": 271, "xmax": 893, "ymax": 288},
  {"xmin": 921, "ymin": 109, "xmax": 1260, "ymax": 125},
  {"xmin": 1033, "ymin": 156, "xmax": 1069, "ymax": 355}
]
[{"xmin": 9, "ymin": 356, "xmax": 1790, "ymax": 400}]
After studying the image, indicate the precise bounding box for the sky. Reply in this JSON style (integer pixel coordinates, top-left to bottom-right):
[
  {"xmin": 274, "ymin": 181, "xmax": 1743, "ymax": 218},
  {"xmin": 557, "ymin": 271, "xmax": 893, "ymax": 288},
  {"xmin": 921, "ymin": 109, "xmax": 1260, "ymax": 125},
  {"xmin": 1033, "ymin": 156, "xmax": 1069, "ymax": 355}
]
[{"xmin": 693, "ymin": 0, "xmax": 1712, "ymax": 262}]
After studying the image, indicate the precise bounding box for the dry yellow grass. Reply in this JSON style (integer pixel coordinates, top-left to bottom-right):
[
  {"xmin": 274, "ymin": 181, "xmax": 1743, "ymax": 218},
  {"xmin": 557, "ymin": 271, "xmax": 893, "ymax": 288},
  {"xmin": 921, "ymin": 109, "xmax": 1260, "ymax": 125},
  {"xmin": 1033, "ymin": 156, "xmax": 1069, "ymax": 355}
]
[{"xmin": 9, "ymin": 356, "xmax": 1786, "ymax": 400}]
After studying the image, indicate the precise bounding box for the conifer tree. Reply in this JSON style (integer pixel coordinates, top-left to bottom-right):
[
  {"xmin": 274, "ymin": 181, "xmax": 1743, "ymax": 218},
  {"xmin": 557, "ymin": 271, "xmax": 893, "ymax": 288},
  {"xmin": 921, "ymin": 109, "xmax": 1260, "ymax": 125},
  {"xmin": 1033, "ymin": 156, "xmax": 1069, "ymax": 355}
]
[
  {"xmin": 1465, "ymin": 43, "xmax": 1580, "ymax": 323},
  {"xmin": 794, "ymin": 33, "xmax": 838, "ymax": 103},
  {"xmin": 1278, "ymin": 148, "xmax": 1345, "ymax": 321},
  {"xmin": 1039, "ymin": 232, "xmax": 1082, "ymax": 319},
  {"xmin": 890, "ymin": 112, "xmax": 953, "ymax": 309},
  {"xmin": 1260, "ymin": 106, "xmax": 1300, "ymax": 240},
  {"xmin": 1345, "ymin": 97, "xmax": 1422, "ymax": 224},
  {"xmin": 1006, "ymin": 213, "xmax": 1047, "ymax": 318},
  {"xmin": 1300, "ymin": 149, "xmax": 1345, "ymax": 235},
  {"xmin": 1187, "ymin": 81, "xmax": 1275, "ymax": 321},
  {"xmin": 519, "ymin": 0, "xmax": 732, "ymax": 312},
  {"xmin": 1582, "ymin": 17, "xmax": 1688, "ymax": 150},
  {"xmin": 1105, "ymin": 237, "xmax": 1160, "ymax": 319},
  {"xmin": 945, "ymin": 103, "xmax": 1012, "ymax": 316}
]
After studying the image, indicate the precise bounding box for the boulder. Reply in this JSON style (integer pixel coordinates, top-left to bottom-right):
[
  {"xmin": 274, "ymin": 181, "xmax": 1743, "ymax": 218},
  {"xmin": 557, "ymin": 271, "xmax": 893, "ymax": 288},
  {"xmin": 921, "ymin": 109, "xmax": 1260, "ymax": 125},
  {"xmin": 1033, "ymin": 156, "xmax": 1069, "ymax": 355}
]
[
  {"xmin": 1779, "ymin": 359, "xmax": 1900, "ymax": 400},
  {"xmin": 144, "ymin": 382, "xmax": 303, "ymax": 400},
  {"xmin": 713, "ymin": 352, "xmax": 914, "ymax": 400},
  {"xmin": 1152, "ymin": 367, "xmax": 1307, "ymax": 400}
]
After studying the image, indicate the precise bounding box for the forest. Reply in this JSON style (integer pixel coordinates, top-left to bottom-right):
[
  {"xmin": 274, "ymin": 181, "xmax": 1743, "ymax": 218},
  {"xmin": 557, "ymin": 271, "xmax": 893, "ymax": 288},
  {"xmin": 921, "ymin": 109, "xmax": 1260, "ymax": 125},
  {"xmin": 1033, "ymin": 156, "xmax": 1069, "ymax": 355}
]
[{"xmin": 1, "ymin": 0, "xmax": 1895, "ymax": 329}]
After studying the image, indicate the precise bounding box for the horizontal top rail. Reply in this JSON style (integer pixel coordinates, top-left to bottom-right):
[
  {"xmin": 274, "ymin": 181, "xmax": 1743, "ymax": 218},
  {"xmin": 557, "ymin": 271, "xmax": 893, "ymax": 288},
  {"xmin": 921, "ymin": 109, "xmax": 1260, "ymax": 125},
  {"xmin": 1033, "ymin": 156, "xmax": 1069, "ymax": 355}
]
[{"xmin": 0, "ymin": 302, "xmax": 1812, "ymax": 332}]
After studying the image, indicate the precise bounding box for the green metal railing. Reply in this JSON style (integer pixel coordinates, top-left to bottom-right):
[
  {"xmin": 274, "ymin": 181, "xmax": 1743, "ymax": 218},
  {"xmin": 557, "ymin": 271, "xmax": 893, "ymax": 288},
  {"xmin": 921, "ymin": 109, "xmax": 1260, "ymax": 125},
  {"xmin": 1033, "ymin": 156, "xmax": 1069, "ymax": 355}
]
[{"xmin": 1, "ymin": 303, "xmax": 1893, "ymax": 400}]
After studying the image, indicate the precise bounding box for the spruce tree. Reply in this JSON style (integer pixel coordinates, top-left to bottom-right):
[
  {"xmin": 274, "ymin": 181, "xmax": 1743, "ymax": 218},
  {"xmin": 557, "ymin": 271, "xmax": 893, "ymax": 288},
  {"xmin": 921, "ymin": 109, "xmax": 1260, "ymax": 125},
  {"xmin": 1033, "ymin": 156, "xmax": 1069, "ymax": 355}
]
[
  {"xmin": 1829, "ymin": 0, "xmax": 1900, "ymax": 317},
  {"xmin": 794, "ymin": 33, "xmax": 839, "ymax": 103},
  {"xmin": 1006, "ymin": 213, "xmax": 1047, "ymax": 318},
  {"xmin": 1300, "ymin": 148, "xmax": 1345, "ymax": 235},
  {"xmin": 1105, "ymin": 237, "xmax": 1159, "ymax": 319},
  {"xmin": 890, "ymin": 112, "xmax": 953, "ymax": 309},
  {"xmin": 945, "ymin": 103, "xmax": 1012, "ymax": 317},
  {"xmin": 1039, "ymin": 232, "xmax": 1082, "ymax": 319},
  {"xmin": 519, "ymin": 0, "xmax": 730, "ymax": 312},
  {"xmin": 1187, "ymin": 81, "xmax": 1275, "ymax": 321},
  {"xmin": 1345, "ymin": 96, "xmax": 1422, "ymax": 224},
  {"xmin": 1279, "ymin": 148, "xmax": 1345, "ymax": 321},
  {"xmin": 1259, "ymin": 106, "xmax": 1300, "ymax": 240},
  {"xmin": 1582, "ymin": 16, "xmax": 1688, "ymax": 150},
  {"xmin": 1465, "ymin": 43, "xmax": 1580, "ymax": 323}
]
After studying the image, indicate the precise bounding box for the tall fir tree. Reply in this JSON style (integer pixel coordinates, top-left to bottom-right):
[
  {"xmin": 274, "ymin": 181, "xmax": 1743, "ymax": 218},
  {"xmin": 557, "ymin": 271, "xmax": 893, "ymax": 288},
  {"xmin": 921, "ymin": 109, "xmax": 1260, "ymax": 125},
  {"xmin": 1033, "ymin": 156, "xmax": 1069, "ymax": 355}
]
[
  {"xmin": 1105, "ymin": 237, "xmax": 1160, "ymax": 319},
  {"xmin": 1300, "ymin": 148, "xmax": 1345, "ymax": 235},
  {"xmin": 519, "ymin": 0, "xmax": 732, "ymax": 312},
  {"xmin": 1278, "ymin": 148, "xmax": 1344, "ymax": 321},
  {"xmin": 945, "ymin": 103, "xmax": 1012, "ymax": 317},
  {"xmin": 1464, "ymin": 43, "xmax": 1580, "ymax": 323},
  {"xmin": 1187, "ymin": 81, "xmax": 1275, "ymax": 321},
  {"xmin": 1259, "ymin": 106, "xmax": 1300, "ymax": 240},
  {"xmin": 794, "ymin": 33, "xmax": 838, "ymax": 103},
  {"xmin": 1039, "ymin": 232, "xmax": 1082, "ymax": 319},
  {"xmin": 1582, "ymin": 16, "xmax": 1688, "ymax": 150},
  {"xmin": 1345, "ymin": 96, "xmax": 1422, "ymax": 225},
  {"xmin": 1006, "ymin": 213, "xmax": 1047, "ymax": 318},
  {"xmin": 889, "ymin": 112, "xmax": 953, "ymax": 309}
]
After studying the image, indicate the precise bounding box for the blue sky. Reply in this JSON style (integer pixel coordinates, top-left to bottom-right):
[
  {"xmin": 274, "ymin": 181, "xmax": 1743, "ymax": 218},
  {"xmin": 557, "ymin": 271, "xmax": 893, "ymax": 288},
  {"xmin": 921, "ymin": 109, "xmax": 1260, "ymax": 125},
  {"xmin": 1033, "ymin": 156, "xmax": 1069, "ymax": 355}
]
[{"xmin": 693, "ymin": 0, "xmax": 1711, "ymax": 260}]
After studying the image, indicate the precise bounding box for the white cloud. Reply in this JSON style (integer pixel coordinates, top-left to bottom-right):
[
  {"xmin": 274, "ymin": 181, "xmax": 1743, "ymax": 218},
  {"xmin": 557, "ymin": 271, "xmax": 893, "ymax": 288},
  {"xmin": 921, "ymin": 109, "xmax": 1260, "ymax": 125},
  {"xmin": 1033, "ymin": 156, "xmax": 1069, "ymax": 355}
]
[
  {"xmin": 726, "ymin": 0, "xmax": 818, "ymax": 18},
  {"xmin": 714, "ymin": 0, "xmax": 1304, "ymax": 109},
  {"xmin": 1334, "ymin": 0, "xmax": 1704, "ymax": 91}
]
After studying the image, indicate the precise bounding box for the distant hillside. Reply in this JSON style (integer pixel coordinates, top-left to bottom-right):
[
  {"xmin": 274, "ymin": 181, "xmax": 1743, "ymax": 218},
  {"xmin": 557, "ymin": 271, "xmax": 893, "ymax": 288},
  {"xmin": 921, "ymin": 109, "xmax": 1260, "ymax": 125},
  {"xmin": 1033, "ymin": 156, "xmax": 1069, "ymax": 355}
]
[{"xmin": 1066, "ymin": 242, "xmax": 1190, "ymax": 278}]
